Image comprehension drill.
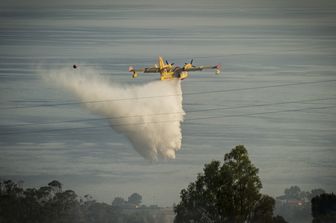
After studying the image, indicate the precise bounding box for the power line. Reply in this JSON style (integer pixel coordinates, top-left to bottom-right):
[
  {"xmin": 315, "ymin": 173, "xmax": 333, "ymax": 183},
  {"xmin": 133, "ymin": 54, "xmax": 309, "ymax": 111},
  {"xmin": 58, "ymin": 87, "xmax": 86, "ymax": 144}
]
[
  {"xmin": 3, "ymin": 96, "xmax": 336, "ymax": 128},
  {"xmin": 2, "ymin": 79, "xmax": 336, "ymax": 110},
  {"xmin": 1, "ymin": 103, "xmax": 335, "ymax": 136},
  {"xmin": 185, "ymin": 105, "xmax": 336, "ymax": 122},
  {"xmin": 183, "ymin": 79, "xmax": 336, "ymax": 96},
  {"xmin": 1, "ymin": 94, "xmax": 181, "ymax": 110}
]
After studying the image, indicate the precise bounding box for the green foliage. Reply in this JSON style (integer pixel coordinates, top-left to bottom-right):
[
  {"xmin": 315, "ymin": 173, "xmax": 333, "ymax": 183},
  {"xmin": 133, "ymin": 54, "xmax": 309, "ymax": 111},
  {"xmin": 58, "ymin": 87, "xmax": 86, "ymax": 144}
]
[
  {"xmin": 48, "ymin": 180, "xmax": 62, "ymax": 193},
  {"xmin": 251, "ymin": 195, "xmax": 275, "ymax": 223},
  {"xmin": 272, "ymin": 215, "xmax": 288, "ymax": 223},
  {"xmin": 0, "ymin": 180, "xmax": 167, "ymax": 223},
  {"xmin": 174, "ymin": 145, "xmax": 284, "ymax": 223},
  {"xmin": 128, "ymin": 193, "xmax": 142, "ymax": 206},
  {"xmin": 0, "ymin": 180, "xmax": 81, "ymax": 223},
  {"xmin": 311, "ymin": 193, "xmax": 336, "ymax": 223},
  {"xmin": 112, "ymin": 197, "xmax": 126, "ymax": 207},
  {"xmin": 310, "ymin": 189, "xmax": 326, "ymax": 200}
]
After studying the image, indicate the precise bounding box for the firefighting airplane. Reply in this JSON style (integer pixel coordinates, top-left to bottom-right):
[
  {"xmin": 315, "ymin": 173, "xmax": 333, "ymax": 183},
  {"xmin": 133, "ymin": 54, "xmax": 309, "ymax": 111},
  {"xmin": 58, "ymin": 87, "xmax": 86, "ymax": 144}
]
[{"xmin": 128, "ymin": 56, "xmax": 221, "ymax": 80}]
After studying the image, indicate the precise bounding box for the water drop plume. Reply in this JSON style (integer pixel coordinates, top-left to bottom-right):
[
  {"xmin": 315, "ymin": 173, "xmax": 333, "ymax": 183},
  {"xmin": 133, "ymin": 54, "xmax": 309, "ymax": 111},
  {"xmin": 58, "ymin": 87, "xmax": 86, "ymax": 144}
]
[{"xmin": 44, "ymin": 67, "xmax": 185, "ymax": 160}]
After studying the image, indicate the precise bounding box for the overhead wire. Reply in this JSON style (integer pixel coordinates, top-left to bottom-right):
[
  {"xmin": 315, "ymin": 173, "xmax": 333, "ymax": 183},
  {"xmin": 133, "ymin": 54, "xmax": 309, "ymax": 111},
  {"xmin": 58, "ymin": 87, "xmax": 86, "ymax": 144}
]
[
  {"xmin": 1, "ymin": 79, "xmax": 336, "ymax": 110},
  {"xmin": 2, "ymin": 96, "xmax": 336, "ymax": 128},
  {"xmin": 2, "ymin": 105, "xmax": 335, "ymax": 136},
  {"xmin": 1, "ymin": 75, "xmax": 335, "ymax": 136},
  {"xmin": 1, "ymin": 98, "xmax": 335, "ymax": 136},
  {"xmin": 185, "ymin": 105, "xmax": 336, "ymax": 123}
]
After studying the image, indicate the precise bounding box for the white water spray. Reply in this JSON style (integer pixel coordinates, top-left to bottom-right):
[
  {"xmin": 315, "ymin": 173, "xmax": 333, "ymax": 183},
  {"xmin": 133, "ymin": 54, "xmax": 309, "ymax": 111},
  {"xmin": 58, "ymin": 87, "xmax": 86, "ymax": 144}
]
[{"xmin": 45, "ymin": 67, "xmax": 185, "ymax": 160}]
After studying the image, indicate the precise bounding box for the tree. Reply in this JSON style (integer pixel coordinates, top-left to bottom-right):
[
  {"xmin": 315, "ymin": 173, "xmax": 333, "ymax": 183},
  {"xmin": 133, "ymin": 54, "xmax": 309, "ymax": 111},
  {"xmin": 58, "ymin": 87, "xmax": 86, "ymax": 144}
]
[
  {"xmin": 128, "ymin": 193, "xmax": 142, "ymax": 206},
  {"xmin": 312, "ymin": 193, "xmax": 336, "ymax": 223},
  {"xmin": 0, "ymin": 180, "xmax": 26, "ymax": 223},
  {"xmin": 284, "ymin": 186, "xmax": 301, "ymax": 199},
  {"xmin": 1, "ymin": 179, "xmax": 163, "ymax": 223},
  {"xmin": 112, "ymin": 197, "xmax": 126, "ymax": 207},
  {"xmin": 48, "ymin": 180, "xmax": 62, "ymax": 193},
  {"xmin": 174, "ymin": 145, "xmax": 285, "ymax": 223},
  {"xmin": 310, "ymin": 189, "xmax": 326, "ymax": 200},
  {"xmin": 251, "ymin": 195, "xmax": 288, "ymax": 223},
  {"xmin": 272, "ymin": 215, "xmax": 288, "ymax": 223},
  {"xmin": 251, "ymin": 195, "xmax": 275, "ymax": 223}
]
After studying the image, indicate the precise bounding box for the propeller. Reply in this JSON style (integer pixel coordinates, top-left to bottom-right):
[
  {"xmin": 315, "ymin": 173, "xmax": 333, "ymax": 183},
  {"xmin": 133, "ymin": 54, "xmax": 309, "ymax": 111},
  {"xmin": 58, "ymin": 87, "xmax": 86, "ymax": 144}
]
[
  {"xmin": 166, "ymin": 60, "xmax": 174, "ymax": 66},
  {"xmin": 185, "ymin": 59, "xmax": 195, "ymax": 67}
]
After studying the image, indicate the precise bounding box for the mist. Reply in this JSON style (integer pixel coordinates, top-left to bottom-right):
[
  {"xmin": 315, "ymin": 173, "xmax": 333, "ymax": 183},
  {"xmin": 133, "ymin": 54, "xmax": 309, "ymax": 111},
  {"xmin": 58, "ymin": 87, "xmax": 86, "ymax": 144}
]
[{"xmin": 44, "ymin": 67, "xmax": 185, "ymax": 160}]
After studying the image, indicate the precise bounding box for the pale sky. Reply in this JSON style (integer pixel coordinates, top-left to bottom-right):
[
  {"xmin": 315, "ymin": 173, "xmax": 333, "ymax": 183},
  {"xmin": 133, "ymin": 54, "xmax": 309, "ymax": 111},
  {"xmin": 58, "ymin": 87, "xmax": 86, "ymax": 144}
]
[{"xmin": 0, "ymin": 0, "xmax": 336, "ymax": 206}]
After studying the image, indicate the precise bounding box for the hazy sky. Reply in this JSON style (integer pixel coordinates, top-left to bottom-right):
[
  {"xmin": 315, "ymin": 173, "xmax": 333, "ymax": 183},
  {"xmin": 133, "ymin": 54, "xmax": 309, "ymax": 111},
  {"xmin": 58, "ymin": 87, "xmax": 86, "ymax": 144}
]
[
  {"xmin": 1, "ymin": 0, "xmax": 336, "ymax": 8},
  {"xmin": 0, "ymin": 0, "xmax": 336, "ymax": 206}
]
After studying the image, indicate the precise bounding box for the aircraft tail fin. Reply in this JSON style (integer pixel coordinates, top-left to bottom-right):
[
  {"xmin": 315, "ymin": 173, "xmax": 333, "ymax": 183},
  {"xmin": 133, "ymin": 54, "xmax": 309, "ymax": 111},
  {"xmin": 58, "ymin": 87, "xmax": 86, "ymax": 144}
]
[{"xmin": 158, "ymin": 56, "xmax": 166, "ymax": 70}]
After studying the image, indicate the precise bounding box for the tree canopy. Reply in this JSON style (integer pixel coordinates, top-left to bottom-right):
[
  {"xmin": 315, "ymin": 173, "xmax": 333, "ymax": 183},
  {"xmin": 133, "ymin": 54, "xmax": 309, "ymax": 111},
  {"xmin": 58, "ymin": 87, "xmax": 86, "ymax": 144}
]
[
  {"xmin": 0, "ymin": 179, "xmax": 80, "ymax": 223},
  {"xmin": 311, "ymin": 193, "xmax": 336, "ymax": 223},
  {"xmin": 112, "ymin": 197, "xmax": 126, "ymax": 207},
  {"xmin": 174, "ymin": 145, "xmax": 287, "ymax": 223},
  {"xmin": 0, "ymin": 180, "xmax": 162, "ymax": 223},
  {"xmin": 128, "ymin": 192, "xmax": 142, "ymax": 206}
]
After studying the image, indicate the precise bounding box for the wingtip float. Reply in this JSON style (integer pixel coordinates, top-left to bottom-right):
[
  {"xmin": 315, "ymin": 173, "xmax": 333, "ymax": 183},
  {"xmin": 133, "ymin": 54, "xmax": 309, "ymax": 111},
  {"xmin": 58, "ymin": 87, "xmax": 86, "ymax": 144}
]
[{"xmin": 129, "ymin": 56, "xmax": 221, "ymax": 81}]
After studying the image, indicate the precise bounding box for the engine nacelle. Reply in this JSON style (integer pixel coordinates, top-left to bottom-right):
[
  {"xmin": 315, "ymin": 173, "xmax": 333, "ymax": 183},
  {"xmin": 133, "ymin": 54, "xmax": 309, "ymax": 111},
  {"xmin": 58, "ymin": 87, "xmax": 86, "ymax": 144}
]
[{"xmin": 215, "ymin": 64, "xmax": 221, "ymax": 75}]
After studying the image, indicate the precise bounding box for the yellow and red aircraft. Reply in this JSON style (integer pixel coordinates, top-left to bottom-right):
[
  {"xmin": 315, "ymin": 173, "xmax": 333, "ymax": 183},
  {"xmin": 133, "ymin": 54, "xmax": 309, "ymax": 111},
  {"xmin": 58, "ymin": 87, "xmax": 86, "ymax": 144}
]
[{"xmin": 128, "ymin": 56, "xmax": 221, "ymax": 81}]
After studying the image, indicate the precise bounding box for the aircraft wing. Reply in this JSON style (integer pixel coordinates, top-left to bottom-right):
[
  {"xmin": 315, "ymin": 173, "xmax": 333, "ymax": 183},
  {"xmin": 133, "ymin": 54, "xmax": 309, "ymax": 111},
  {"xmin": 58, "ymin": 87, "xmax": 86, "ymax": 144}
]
[
  {"xmin": 129, "ymin": 66, "xmax": 160, "ymax": 73},
  {"xmin": 143, "ymin": 67, "xmax": 160, "ymax": 73},
  {"xmin": 128, "ymin": 66, "xmax": 160, "ymax": 78},
  {"xmin": 183, "ymin": 65, "xmax": 221, "ymax": 72}
]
